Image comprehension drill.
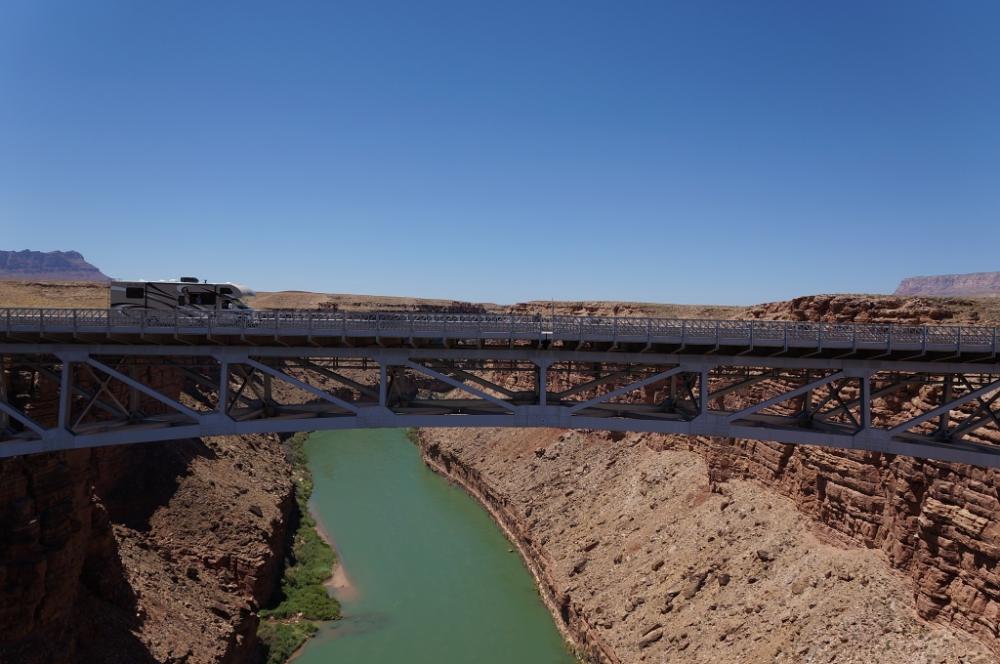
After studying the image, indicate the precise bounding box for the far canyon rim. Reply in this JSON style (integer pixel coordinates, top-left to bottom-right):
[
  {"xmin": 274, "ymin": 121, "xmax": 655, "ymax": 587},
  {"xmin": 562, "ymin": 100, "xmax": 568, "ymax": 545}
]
[{"xmin": 0, "ymin": 280, "xmax": 999, "ymax": 663}]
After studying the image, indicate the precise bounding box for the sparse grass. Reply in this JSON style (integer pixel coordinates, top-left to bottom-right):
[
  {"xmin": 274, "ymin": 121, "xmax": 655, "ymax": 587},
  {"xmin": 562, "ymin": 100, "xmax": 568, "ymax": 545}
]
[
  {"xmin": 257, "ymin": 432, "xmax": 340, "ymax": 662},
  {"xmin": 405, "ymin": 427, "xmax": 422, "ymax": 446}
]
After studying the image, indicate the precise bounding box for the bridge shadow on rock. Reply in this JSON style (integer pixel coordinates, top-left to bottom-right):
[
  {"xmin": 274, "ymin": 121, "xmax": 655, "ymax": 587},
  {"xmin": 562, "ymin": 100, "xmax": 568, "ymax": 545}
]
[
  {"xmin": 75, "ymin": 545, "xmax": 158, "ymax": 664},
  {"xmin": 72, "ymin": 439, "xmax": 220, "ymax": 661},
  {"xmin": 95, "ymin": 438, "xmax": 217, "ymax": 532}
]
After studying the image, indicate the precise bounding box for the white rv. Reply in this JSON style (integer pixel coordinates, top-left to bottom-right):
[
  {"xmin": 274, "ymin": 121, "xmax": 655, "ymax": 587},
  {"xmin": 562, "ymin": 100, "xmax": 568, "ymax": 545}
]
[{"xmin": 110, "ymin": 277, "xmax": 255, "ymax": 313}]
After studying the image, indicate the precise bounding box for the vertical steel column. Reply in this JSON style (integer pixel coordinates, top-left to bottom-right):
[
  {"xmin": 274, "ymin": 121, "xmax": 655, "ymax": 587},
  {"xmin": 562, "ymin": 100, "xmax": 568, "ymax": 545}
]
[
  {"xmin": 129, "ymin": 387, "xmax": 140, "ymax": 415},
  {"xmin": 58, "ymin": 360, "xmax": 72, "ymax": 430},
  {"xmin": 700, "ymin": 368, "xmax": 710, "ymax": 416},
  {"xmin": 537, "ymin": 360, "xmax": 549, "ymax": 406},
  {"xmin": 802, "ymin": 370, "xmax": 813, "ymax": 418},
  {"xmin": 0, "ymin": 358, "xmax": 8, "ymax": 431},
  {"xmin": 938, "ymin": 374, "xmax": 953, "ymax": 438},
  {"xmin": 218, "ymin": 360, "xmax": 230, "ymax": 415},
  {"xmin": 379, "ymin": 363, "xmax": 388, "ymax": 407},
  {"xmin": 860, "ymin": 374, "xmax": 871, "ymax": 431}
]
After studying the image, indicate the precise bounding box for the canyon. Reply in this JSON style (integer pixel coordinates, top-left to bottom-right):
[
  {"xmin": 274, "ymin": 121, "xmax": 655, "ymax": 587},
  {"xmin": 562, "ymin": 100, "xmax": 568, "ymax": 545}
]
[
  {"xmin": 2, "ymin": 282, "xmax": 1000, "ymax": 662},
  {"xmin": 413, "ymin": 293, "xmax": 1000, "ymax": 663}
]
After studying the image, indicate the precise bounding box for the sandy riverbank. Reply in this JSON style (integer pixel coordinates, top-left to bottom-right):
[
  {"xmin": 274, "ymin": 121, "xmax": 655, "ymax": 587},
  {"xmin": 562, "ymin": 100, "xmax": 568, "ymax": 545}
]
[{"xmin": 311, "ymin": 508, "xmax": 360, "ymax": 603}]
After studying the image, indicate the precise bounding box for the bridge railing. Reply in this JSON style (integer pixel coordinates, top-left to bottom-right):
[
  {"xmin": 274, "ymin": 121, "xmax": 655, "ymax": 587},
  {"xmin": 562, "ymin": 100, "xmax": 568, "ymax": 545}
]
[{"xmin": 1, "ymin": 308, "xmax": 998, "ymax": 357}]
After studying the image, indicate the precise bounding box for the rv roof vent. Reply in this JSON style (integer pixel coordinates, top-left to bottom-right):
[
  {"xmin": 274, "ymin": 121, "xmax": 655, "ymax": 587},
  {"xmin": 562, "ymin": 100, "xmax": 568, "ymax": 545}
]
[{"xmin": 179, "ymin": 276, "xmax": 199, "ymax": 283}]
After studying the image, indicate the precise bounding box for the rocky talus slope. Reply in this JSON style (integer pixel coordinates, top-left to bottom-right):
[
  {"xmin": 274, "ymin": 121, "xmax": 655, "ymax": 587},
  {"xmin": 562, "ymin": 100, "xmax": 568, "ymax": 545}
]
[
  {"xmin": 0, "ymin": 434, "xmax": 294, "ymax": 664},
  {"xmin": 419, "ymin": 428, "xmax": 996, "ymax": 663}
]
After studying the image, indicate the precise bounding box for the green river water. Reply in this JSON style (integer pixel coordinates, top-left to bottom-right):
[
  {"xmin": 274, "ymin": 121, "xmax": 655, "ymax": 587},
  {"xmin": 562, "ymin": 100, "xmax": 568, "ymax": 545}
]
[{"xmin": 294, "ymin": 429, "xmax": 578, "ymax": 664}]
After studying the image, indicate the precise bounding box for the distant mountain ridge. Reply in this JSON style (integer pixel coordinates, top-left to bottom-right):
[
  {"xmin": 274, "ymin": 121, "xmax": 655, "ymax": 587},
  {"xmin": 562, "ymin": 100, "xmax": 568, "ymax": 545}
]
[
  {"xmin": 895, "ymin": 271, "xmax": 1000, "ymax": 297},
  {"xmin": 0, "ymin": 250, "xmax": 109, "ymax": 281}
]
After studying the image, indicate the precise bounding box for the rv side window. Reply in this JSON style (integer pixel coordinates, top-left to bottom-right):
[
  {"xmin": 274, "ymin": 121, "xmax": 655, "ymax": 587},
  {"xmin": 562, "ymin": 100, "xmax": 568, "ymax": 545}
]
[
  {"xmin": 125, "ymin": 287, "xmax": 144, "ymax": 299},
  {"xmin": 220, "ymin": 287, "xmax": 233, "ymax": 295},
  {"xmin": 189, "ymin": 293, "xmax": 217, "ymax": 306}
]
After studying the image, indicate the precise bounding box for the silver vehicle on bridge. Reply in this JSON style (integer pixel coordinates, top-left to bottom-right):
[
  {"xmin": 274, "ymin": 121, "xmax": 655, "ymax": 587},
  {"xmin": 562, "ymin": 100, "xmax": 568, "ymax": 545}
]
[{"xmin": 110, "ymin": 277, "xmax": 256, "ymax": 324}]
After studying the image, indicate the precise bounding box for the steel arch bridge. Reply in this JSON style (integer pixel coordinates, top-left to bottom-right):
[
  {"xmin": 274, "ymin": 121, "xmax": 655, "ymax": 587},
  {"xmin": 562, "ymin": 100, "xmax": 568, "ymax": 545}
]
[{"xmin": 2, "ymin": 308, "xmax": 1000, "ymax": 466}]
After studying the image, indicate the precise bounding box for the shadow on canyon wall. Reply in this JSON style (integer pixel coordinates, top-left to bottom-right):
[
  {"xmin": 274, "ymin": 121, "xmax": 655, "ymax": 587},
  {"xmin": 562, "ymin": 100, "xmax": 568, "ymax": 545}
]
[{"xmin": 0, "ymin": 439, "xmax": 217, "ymax": 664}]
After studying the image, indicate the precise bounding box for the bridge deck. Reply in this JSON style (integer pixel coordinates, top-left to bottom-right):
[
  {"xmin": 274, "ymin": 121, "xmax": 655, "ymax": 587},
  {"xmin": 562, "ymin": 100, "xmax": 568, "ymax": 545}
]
[
  {"xmin": 2, "ymin": 308, "xmax": 998, "ymax": 362},
  {"xmin": 2, "ymin": 309, "xmax": 999, "ymax": 465}
]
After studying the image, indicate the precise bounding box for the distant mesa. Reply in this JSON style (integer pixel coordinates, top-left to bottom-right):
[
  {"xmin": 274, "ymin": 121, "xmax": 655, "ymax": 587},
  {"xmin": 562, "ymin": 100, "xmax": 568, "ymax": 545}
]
[
  {"xmin": 0, "ymin": 249, "xmax": 109, "ymax": 282},
  {"xmin": 895, "ymin": 271, "xmax": 1000, "ymax": 297}
]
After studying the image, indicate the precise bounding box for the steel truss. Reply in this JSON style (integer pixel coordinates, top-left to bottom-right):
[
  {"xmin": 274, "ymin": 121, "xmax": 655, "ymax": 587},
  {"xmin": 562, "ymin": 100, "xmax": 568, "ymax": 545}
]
[{"xmin": 2, "ymin": 344, "xmax": 1000, "ymax": 466}]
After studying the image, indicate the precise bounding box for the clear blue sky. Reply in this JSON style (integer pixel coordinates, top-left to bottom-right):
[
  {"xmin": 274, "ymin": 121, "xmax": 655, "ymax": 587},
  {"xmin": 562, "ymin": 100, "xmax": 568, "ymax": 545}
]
[{"xmin": 1, "ymin": 1, "xmax": 997, "ymax": 305}]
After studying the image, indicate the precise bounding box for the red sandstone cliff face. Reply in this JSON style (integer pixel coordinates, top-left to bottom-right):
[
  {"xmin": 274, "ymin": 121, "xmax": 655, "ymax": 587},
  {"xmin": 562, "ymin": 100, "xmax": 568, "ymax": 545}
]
[
  {"xmin": 694, "ymin": 438, "xmax": 1000, "ymax": 646},
  {"xmin": 716, "ymin": 295, "xmax": 1000, "ymax": 646},
  {"xmin": 0, "ymin": 435, "xmax": 294, "ymax": 663},
  {"xmin": 0, "ymin": 449, "xmax": 105, "ymax": 663},
  {"xmin": 745, "ymin": 293, "xmax": 998, "ymax": 324}
]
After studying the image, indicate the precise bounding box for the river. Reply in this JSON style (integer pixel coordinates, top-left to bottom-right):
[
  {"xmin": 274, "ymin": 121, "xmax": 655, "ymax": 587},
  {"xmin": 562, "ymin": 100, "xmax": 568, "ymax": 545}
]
[{"xmin": 294, "ymin": 428, "xmax": 577, "ymax": 664}]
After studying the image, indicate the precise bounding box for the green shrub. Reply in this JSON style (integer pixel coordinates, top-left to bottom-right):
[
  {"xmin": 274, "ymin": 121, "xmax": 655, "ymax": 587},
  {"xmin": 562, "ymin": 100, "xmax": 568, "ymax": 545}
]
[
  {"xmin": 258, "ymin": 620, "xmax": 319, "ymax": 664},
  {"xmin": 256, "ymin": 432, "xmax": 342, "ymax": 662}
]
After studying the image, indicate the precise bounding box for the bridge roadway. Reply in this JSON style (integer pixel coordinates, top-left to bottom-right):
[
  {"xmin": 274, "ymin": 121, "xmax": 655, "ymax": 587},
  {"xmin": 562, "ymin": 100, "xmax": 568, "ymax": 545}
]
[{"xmin": 1, "ymin": 308, "xmax": 999, "ymax": 465}]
